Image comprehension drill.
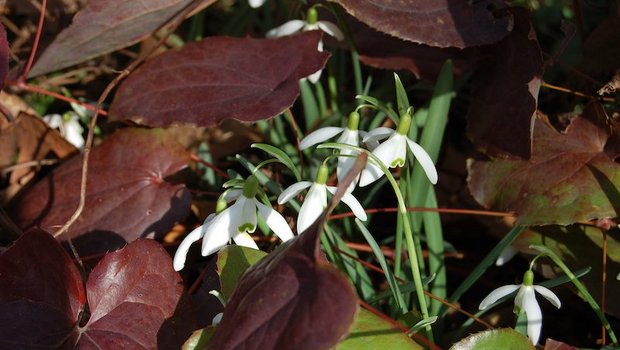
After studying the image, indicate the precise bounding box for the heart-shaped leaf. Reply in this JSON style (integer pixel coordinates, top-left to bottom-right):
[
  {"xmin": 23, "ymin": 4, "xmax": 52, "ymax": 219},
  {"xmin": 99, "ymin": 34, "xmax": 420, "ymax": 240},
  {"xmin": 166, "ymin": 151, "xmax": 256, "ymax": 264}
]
[
  {"xmin": 468, "ymin": 103, "xmax": 620, "ymax": 225},
  {"xmin": 466, "ymin": 7, "xmax": 543, "ymax": 159},
  {"xmin": 28, "ymin": 0, "xmax": 216, "ymax": 77},
  {"xmin": 10, "ymin": 128, "xmax": 191, "ymax": 254},
  {"xmin": 450, "ymin": 329, "xmax": 534, "ymax": 350},
  {"xmin": 76, "ymin": 239, "xmax": 183, "ymax": 348},
  {"xmin": 0, "ymin": 229, "xmax": 85, "ymax": 350},
  {"xmin": 109, "ymin": 32, "xmax": 329, "ymax": 128},
  {"xmin": 216, "ymin": 245, "xmax": 268, "ymax": 301},
  {"xmin": 331, "ymin": 0, "xmax": 512, "ymax": 49}
]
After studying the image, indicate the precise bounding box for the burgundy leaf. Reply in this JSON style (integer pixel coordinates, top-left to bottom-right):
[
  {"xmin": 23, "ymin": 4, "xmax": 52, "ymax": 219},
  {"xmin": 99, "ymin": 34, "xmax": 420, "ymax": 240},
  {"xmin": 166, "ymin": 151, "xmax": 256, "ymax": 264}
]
[
  {"xmin": 28, "ymin": 0, "xmax": 216, "ymax": 77},
  {"xmin": 10, "ymin": 128, "xmax": 191, "ymax": 255},
  {"xmin": 466, "ymin": 7, "xmax": 543, "ymax": 159},
  {"xmin": 76, "ymin": 239, "xmax": 183, "ymax": 349},
  {"xmin": 468, "ymin": 105, "xmax": 620, "ymax": 225},
  {"xmin": 207, "ymin": 155, "xmax": 367, "ymax": 350},
  {"xmin": 543, "ymin": 338, "xmax": 578, "ymax": 350},
  {"xmin": 0, "ymin": 229, "xmax": 85, "ymax": 349},
  {"xmin": 0, "ymin": 23, "xmax": 8, "ymax": 90},
  {"xmin": 331, "ymin": 0, "xmax": 512, "ymax": 49},
  {"xmin": 109, "ymin": 32, "xmax": 329, "ymax": 127}
]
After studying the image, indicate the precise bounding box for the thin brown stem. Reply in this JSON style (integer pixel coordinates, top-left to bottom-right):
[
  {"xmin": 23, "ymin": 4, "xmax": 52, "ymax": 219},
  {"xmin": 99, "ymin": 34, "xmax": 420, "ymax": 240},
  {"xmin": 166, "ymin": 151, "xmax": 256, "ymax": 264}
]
[{"xmin": 21, "ymin": 0, "xmax": 47, "ymax": 80}]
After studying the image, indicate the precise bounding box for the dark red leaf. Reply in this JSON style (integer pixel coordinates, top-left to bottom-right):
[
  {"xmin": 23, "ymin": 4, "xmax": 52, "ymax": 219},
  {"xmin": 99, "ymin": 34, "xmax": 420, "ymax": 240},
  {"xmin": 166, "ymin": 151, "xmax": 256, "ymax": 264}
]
[
  {"xmin": 109, "ymin": 32, "xmax": 329, "ymax": 128},
  {"xmin": 331, "ymin": 0, "xmax": 512, "ymax": 49},
  {"xmin": 0, "ymin": 229, "xmax": 85, "ymax": 349},
  {"xmin": 76, "ymin": 239, "xmax": 183, "ymax": 349},
  {"xmin": 207, "ymin": 155, "xmax": 367, "ymax": 350},
  {"xmin": 345, "ymin": 14, "xmax": 471, "ymax": 81},
  {"xmin": 0, "ymin": 23, "xmax": 8, "ymax": 90},
  {"xmin": 543, "ymin": 338, "xmax": 578, "ymax": 350},
  {"xmin": 468, "ymin": 106, "xmax": 620, "ymax": 225},
  {"xmin": 466, "ymin": 7, "xmax": 543, "ymax": 159},
  {"xmin": 10, "ymin": 128, "xmax": 191, "ymax": 255},
  {"xmin": 28, "ymin": 0, "xmax": 216, "ymax": 77}
]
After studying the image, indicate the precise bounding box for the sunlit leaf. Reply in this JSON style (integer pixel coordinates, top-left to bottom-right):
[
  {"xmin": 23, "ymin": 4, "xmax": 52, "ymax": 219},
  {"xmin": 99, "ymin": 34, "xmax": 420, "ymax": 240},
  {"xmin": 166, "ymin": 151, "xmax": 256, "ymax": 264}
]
[
  {"xmin": 450, "ymin": 329, "xmax": 534, "ymax": 350},
  {"xmin": 216, "ymin": 245, "xmax": 267, "ymax": 300},
  {"xmin": 336, "ymin": 309, "xmax": 422, "ymax": 350},
  {"xmin": 109, "ymin": 32, "xmax": 329, "ymax": 127}
]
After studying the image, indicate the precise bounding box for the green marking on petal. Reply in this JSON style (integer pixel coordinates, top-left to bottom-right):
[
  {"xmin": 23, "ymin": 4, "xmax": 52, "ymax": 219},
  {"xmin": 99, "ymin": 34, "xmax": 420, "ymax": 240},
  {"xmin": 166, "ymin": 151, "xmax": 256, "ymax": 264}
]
[
  {"xmin": 238, "ymin": 223, "xmax": 255, "ymax": 233},
  {"xmin": 391, "ymin": 158, "xmax": 405, "ymax": 167}
]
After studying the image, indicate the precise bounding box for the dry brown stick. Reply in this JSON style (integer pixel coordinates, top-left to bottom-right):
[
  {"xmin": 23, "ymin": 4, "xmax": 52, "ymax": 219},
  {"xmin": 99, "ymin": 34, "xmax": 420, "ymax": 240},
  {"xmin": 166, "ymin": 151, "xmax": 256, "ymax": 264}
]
[{"xmin": 53, "ymin": 0, "xmax": 212, "ymax": 240}]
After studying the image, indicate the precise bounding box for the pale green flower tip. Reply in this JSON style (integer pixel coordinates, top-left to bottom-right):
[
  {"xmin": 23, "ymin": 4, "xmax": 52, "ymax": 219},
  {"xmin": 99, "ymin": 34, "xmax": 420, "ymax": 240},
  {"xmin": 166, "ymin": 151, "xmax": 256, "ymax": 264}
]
[
  {"xmin": 243, "ymin": 175, "xmax": 259, "ymax": 198},
  {"xmin": 306, "ymin": 7, "xmax": 318, "ymax": 25},
  {"xmin": 347, "ymin": 111, "xmax": 360, "ymax": 131},
  {"xmin": 396, "ymin": 111, "xmax": 412, "ymax": 135},
  {"xmin": 316, "ymin": 165, "xmax": 329, "ymax": 185},
  {"xmin": 523, "ymin": 270, "xmax": 534, "ymax": 286}
]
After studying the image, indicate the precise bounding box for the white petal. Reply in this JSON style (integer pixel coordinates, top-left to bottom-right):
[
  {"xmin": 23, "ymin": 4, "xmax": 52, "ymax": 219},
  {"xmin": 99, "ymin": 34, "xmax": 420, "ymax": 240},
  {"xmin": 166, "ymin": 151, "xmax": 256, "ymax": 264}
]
[
  {"xmin": 307, "ymin": 69, "xmax": 322, "ymax": 84},
  {"xmin": 495, "ymin": 245, "xmax": 518, "ymax": 266},
  {"xmin": 254, "ymin": 199, "xmax": 294, "ymax": 241},
  {"xmin": 335, "ymin": 129, "xmax": 360, "ymax": 190},
  {"xmin": 212, "ymin": 312, "xmax": 223, "ymax": 325},
  {"xmin": 299, "ymin": 127, "xmax": 344, "ymax": 150},
  {"xmin": 297, "ymin": 184, "xmax": 327, "ymax": 234},
  {"xmin": 478, "ymin": 284, "xmax": 520, "ymax": 310},
  {"xmin": 173, "ymin": 224, "xmax": 205, "ymax": 271},
  {"xmin": 266, "ymin": 20, "xmax": 306, "ymax": 37},
  {"xmin": 238, "ymin": 196, "xmax": 258, "ymax": 234},
  {"xmin": 327, "ymin": 186, "xmax": 367, "ymax": 221},
  {"xmin": 363, "ymin": 127, "xmax": 395, "ymax": 143},
  {"xmin": 520, "ymin": 287, "xmax": 543, "ymax": 345},
  {"xmin": 534, "ymin": 285, "xmax": 561, "ymax": 308},
  {"xmin": 248, "ymin": 0, "xmax": 265, "ymax": 8},
  {"xmin": 222, "ymin": 189, "xmax": 242, "ymax": 203},
  {"xmin": 202, "ymin": 208, "xmax": 235, "ymax": 256},
  {"xmin": 64, "ymin": 118, "xmax": 85, "ymax": 149},
  {"xmin": 406, "ymin": 139, "xmax": 438, "ymax": 184},
  {"xmin": 232, "ymin": 232, "xmax": 259, "ymax": 250},
  {"xmin": 43, "ymin": 114, "xmax": 63, "ymax": 128},
  {"xmin": 316, "ymin": 21, "xmax": 344, "ymax": 41},
  {"xmin": 278, "ymin": 181, "xmax": 313, "ymax": 204}
]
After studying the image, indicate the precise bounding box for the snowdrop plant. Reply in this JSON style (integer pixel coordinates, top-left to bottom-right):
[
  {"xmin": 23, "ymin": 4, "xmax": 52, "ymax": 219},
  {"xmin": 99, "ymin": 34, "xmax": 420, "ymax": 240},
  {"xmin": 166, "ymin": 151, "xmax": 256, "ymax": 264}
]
[
  {"xmin": 266, "ymin": 7, "xmax": 344, "ymax": 83},
  {"xmin": 359, "ymin": 110, "xmax": 438, "ymax": 187},
  {"xmin": 43, "ymin": 112, "xmax": 85, "ymax": 149},
  {"xmin": 479, "ymin": 270, "xmax": 561, "ymax": 345},
  {"xmin": 248, "ymin": 0, "xmax": 266, "ymax": 8},
  {"xmin": 173, "ymin": 175, "xmax": 294, "ymax": 271},
  {"xmin": 278, "ymin": 163, "xmax": 367, "ymax": 234},
  {"xmin": 299, "ymin": 112, "xmax": 366, "ymax": 190}
]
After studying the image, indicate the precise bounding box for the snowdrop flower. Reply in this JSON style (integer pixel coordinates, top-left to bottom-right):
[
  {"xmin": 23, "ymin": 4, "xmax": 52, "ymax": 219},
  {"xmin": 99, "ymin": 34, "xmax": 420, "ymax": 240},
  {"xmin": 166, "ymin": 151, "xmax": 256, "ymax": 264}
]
[
  {"xmin": 248, "ymin": 0, "xmax": 265, "ymax": 8},
  {"xmin": 266, "ymin": 7, "xmax": 344, "ymax": 83},
  {"xmin": 278, "ymin": 164, "xmax": 367, "ymax": 234},
  {"xmin": 300, "ymin": 112, "xmax": 365, "ymax": 190},
  {"xmin": 43, "ymin": 112, "xmax": 85, "ymax": 149},
  {"xmin": 479, "ymin": 270, "xmax": 561, "ymax": 345},
  {"xmin": 173, "ymin": 176, "xmax": 293, "ymax": 271},
  {"xmin": 359, "ymin": 111, "xmax": 438, "ymax": 187}
]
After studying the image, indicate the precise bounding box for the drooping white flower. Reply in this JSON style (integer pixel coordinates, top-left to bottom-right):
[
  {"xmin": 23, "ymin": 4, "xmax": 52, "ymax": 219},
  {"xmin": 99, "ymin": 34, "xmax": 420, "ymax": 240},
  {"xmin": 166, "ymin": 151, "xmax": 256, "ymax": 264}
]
[
  {"xmin": 43, "ymin": 112, "xmax": 85, "ymax": 149},
  {"xmin": 359, "ymin": 111, "xmax": 437, "ymax": 187},
  {"xmin": 300, "ymin": 112, "xmax": 366, "ymax": 190},
  {"xmin": 479, "ymin": 270, "xmax": 561, "ymax": 345},
  {"xmin": 266, "ymin": 7, "xmax": 344, "ymax": 83},
  {"xmin": 278, "ymin": 164, "xmax": 367, "ymax": 234},
  {"xmin": 248, "ymin": 0, "xmax": 265, "ymax": 8},
  {"xmin": 172, "ymin": 176, "xmax": 293, "ymax": 271}
]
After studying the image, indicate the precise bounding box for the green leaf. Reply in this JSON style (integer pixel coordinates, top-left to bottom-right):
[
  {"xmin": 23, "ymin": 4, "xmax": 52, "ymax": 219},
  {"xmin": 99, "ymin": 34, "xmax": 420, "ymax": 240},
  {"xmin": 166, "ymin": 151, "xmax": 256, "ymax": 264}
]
[
  {"xmin": 336, "ymin": 309, "xmax": 423, "ymax": 350},
  {"xmin": 251, "ymin": 143, "xmax": 301, "ymax": 181},
  {"xmin": 449, "ymin": 329, "xmax": 535, "ymax": 350},
  {"xmin": 216, "ymin": 245, "xmax": 267, "ymax": 300},
  {"xmin": 182, "ymin": 326, "xmax": 216, "ymax": 350}
]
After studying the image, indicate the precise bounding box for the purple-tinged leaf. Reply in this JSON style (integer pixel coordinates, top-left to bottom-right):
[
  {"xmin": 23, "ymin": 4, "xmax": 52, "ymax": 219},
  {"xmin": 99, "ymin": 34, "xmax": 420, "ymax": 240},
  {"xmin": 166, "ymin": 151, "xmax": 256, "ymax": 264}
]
[
  {"xmin": 10, "ymin": 128, "xmax": 191, "ymax": 255},
  {"xmin": 331, "ymin": 0, "xmax": 512, "ymax": 49},
  {"xmin": 468, "ymin": 104, "xmax": 620, "ymax": 225},
  {"xmin": 0, "ymin": 229, "xmax": 85, "ymax": 350},
  {"xmin": 28, "ymin": 0, "xmax": 216, "ymax": 77},
  {"xmin": 76, "ymin": 239, "xmax": 183, "ymax": 349},
  {"xmin": 0, "ymin": 23, "xmax": 8, "ymax": 90},
  {"xmin": 109, "ymin": 32, "xmax": 329, "ymax": 127},
  {"xmin": 466, "ymin": 7, "xmax": 543, "ymax": 159}
]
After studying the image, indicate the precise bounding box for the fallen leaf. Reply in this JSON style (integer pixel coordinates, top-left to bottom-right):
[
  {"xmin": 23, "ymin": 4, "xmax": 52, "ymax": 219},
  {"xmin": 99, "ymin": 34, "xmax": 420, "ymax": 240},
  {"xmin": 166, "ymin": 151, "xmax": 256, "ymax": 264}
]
[
  {"xmin": 28, "ymin": 0, "xmax": 216, "ymax": 77},
  {"xmin": 331, "ymin": 0, "xmax": 512, "ymax": 49},
  {"xmin": 10, "ymin": 128, "xmax": 191, "ymax": 255},
  {"xmin": 109, "ymin": 32, "xmax": 329, "ymax": 127},
  {"xmin": 0, "ymin": 23, "xmax": 8, "ymax": 90},
  {"xmin": 468, "ymin": 104, "xmax": 620, "ymax": 225},
  {"xmin": 466, "ymin": 7, "xmax": 543, "ymax": 159}
]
